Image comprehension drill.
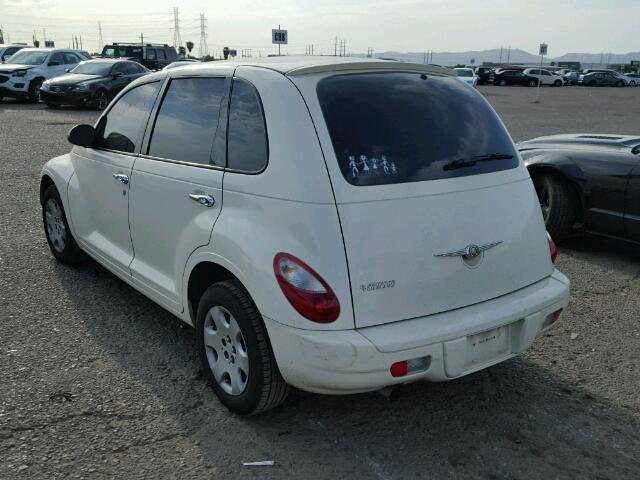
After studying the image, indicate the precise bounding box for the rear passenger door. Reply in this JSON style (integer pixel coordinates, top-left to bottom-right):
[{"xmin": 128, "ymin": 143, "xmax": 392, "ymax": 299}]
[{"xmin": 128, "ymin": 71, "xmax": 232, "ymax": 312}]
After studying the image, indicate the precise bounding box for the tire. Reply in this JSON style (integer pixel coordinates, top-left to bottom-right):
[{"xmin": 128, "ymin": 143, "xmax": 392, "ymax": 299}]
[
  {"xmin": 616, "ymin": 81, "xmax": 624, "ymax": 87},
  {"xmin": 94, "ymin": 89, "xmax": 109, "ymax": 110},
  {"xmin": 529, "ymin": 80, "xmax": 537, "ymax": 87},
  {"xmin": 196, "ymin": 280, "xmax": 290, "ymax": 415},
  {"xmin": 554, "ymin": 80, "xmax": 562, "ymax": 86},
  {"xmin": 532, "ymin": 173, "xmax": 578, "ymax": 243},
  {"xmin": 498, "ymin": 79, "xmax": 507, "ymax": 86},
  {"xmin": 46, "ymin": 103, "xmax": 60, "ymax": 109},
  {"xmin": 28, "ymin": 78, "xmax": 43, "ymax": 103},
  {"xmin": 42, "ymin": 185, "xmax": 85, "ymax": 264}
]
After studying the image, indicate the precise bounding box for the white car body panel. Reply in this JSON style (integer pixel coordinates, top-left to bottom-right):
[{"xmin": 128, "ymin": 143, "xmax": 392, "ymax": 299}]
[
  {"xmin": 523, "ymin": 68, "xmax": 564, "ymax": 86},
  {"xmin": 453, "ymin": 68, "xmax": 478, "ymax": 87},
  {"xmin": 41, "ymin": 57, "xmax": 570, "ymax": 395}
]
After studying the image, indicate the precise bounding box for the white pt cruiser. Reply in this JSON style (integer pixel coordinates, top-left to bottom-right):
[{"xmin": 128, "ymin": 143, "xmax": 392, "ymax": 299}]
[{"xmin": 40, "ymin": 57, "xmax": 570, "ymax": 415}]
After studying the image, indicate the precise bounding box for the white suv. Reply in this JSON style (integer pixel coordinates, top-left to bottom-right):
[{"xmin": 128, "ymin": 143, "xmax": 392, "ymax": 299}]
[
  {"xmin": 40, "ymin": 57, "xmax": 570, "ymax": 415},
  {"xmin": 0, "ymin": 48, "xmax": 91, "ymax": 102},
  {"xmin": 522, "ymin": 68, "xmax": 565, "ymax": 86}
]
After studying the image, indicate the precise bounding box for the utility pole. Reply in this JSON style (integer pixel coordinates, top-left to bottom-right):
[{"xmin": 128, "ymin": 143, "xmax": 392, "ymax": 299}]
[
  {"xmin": 507, "ymin": 46, "xmax": 511, "ymax": 63},
  {"xmin": 0, "ymin": 25, "xmax": 4, "ymax": 44},
  {"xmin": 140, "ymin": 33, "xmax": 144, "ymax": 45},
  {"xmin": 173, "ymin": 7, "xmax": 182, "ymax": 49},
  {"xmin": 79, "ymin": 35, "xmax": 83, "ymax": 49},
  {"xmin": 334, "ymin": 36, "xmax": 338, "ymax": 56},
  {"xmin": 198, "ymin": 13, "xmax": 209, "ymax": 57},
  {"xmin": 499, "ymin": 46, "xmax": 503, "ymax": 63},
  {"xmin": 97, "ymin": 22, "xmax": 104, "ymax": 51}
]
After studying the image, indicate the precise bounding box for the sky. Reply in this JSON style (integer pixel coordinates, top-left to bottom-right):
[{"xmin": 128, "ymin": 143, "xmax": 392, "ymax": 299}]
[{"xmin": 1, "ymin": 0, "xmax": 639, "ymax": 56}]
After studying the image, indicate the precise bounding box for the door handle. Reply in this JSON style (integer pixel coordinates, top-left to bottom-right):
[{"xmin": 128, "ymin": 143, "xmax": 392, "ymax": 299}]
[
  {"xmin": 113, "ymin": 173, "xmax": 129, "ymax": 185},
  {"xmin": 189, "ymin": 193, "xmax": 215, "ymax": 207}
]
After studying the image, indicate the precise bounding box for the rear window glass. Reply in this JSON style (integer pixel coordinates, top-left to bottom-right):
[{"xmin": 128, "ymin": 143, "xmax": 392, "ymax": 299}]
[{"xmin": 317, "ymin": 72, "xmax": 518, "ymax": 186}]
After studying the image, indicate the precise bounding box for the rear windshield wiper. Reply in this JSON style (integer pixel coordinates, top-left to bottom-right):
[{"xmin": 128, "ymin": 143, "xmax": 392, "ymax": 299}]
[{"xmin": 443, "ymin": 153, "xmax": 514, "ymax": 171}]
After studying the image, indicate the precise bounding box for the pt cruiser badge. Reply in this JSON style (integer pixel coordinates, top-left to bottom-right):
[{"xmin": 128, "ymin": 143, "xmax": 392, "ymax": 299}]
[{"xmin": 435, "ymin": 241, "xmax": 503, "ymax": 259}]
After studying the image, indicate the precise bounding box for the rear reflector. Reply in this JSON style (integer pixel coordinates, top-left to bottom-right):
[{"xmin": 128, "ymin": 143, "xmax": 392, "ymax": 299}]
[
  {"xmin": 390, "ymin": 356, "xmax": 431, "ymax": 377},
  {"xmin": 543, "ymin": 308, "xmax": 563, "ymax": 328}
]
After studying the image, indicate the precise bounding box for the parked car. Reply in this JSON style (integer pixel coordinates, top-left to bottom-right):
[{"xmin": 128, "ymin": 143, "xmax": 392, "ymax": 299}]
[
  {"xmin": 162, "ymin": 59, "xmax": 201, "ymax": 71},
  {"xmin": 40, "ymin": 58, "xmax": 569, "ymax": 415},
  {"xmin": 0, "ymin": 43, "xmax": 28, "ymax": 63},
  {"xmin": 100, "ymin": 43, "xmax": 178, "ymax": 70},
  {"xmin": 475, "ymin": 66, "xmax": 494, "ymax": 85},
  {"xmin": 619, "ymin": 73, "xmax": 638, "ymax": 86},
  {"xmin": 0, "ymin": 48, "xmax": 91, "ymax": 102},
  {"xmin": 40, "ymin": 59, "xmax": 149, "ymax": 110},
  {"xmin": 522, "ymin": 68, "xmax": 565, "ymax": 86},
  {"xmin": 493, "ymin": 70, "xmax": 539, "ymax": 87},
  {"xmin": 579, "ymin": 71, "xmax": 626, "ymax": 87},
  {"xmin": 562, "ymin": 71, "xmax": 581, "ymax": 85},
  {"xmin": 453, "ymin": 67, "xmax": 478, "ymax": 87},
  {"xmin": 519, "ymin": 134, "xmax": 640, "ymax": 244}
]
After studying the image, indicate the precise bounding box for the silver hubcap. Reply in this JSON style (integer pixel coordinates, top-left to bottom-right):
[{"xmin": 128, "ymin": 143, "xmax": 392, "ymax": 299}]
[
  {"xmin": 203, "ymin": 306, "xmax": 249, "ymax": 396},
  {"xmin": 96, "ymin": 92, "xmax": 108, "ymax": 110},
  {"xmin": 45, "ymin": 198, "xmax": 66, "ymax": 253}
]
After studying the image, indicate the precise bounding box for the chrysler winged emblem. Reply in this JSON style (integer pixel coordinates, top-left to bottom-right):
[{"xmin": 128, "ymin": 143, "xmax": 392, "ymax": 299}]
[{"xmin": 434, "ymin": 241, "xmax": 502, "ymax": 259}]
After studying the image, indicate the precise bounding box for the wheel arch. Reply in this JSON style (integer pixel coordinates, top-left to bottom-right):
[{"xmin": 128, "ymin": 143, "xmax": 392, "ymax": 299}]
[{"xmin": 40, "ymin": 174, "xmax": 56, "ymax": 205}]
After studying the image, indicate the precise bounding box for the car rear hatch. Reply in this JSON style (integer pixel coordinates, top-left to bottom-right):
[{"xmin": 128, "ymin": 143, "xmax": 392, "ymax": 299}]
[{"xmin": 291, "ymin": 67, "xmax": 553, "ymax": 328}]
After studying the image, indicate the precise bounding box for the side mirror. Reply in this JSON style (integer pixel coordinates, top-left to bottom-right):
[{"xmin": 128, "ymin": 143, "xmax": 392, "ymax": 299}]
[
  {"xmin": 65, "ymin": 68, "xmax": 70, "ymax": 73},
  {"xmin": 67, "ymin": 124, "xmax": 96, "ymax": 148},
  {"xmin": 49, "ymin": 61, "xmax": 60, "ymax": 66},
  {"xmin": 113, "ymin": 72, "xmax": 123, "ymax": 78}
]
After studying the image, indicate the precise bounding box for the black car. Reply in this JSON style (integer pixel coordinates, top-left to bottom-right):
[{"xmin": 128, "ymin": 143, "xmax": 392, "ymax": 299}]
[
  {"xmin": 580, "ymin": 71, "xmax": 625, "ymax": 87},
  {"xmin": 40, "ymin": 59, "xmax": 149, "ymax": 110},
  {"xmin": 493, "ymin": 70, "xmax": 538, "ymax": 87},
  {"xmin": 475, "ymin": 66, "xmax": 494, "ymax": 85},
  {"xmin": 519, "ymin": 134, "xmax": 640, "ymax": 244},
  {"xmin": 100, "ymin": 43, "xmax": 178, "ymax": 70}
]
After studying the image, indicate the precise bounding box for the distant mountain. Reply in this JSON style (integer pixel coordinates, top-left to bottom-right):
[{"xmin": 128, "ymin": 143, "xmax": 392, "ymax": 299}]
[{"xmin": 372, "ymin": 49, "xmax": 640, "ymax": 66}]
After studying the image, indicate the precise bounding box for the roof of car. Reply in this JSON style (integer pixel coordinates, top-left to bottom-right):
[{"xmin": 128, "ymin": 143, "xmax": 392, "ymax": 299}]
[
  {"xmin": 163, "ymin": 56, "xmax": 455, "ymax": 77},
  {"xmin": 519, "ymin": 133, "xmax": 640, "ymax": 150},
  {"xmin": 15, "ymin": 48, "xmax": 86, "ymax": 53},
  {"xmin": 81, "ymin": 58, "xmax": 134, "ymax": 63}
]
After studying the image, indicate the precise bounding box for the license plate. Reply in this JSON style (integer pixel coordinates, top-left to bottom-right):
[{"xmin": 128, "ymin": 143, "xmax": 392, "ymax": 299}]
[{"xmin": 465, "ymin": 326, "xmax": 509, "ymax": 368}]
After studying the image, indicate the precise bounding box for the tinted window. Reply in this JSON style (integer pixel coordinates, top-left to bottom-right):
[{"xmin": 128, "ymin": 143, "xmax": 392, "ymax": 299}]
[
  {"xmin": 148, "ymin": 77, "xmax": 225, "ymax": 164},
  {"xmin": 112, "ymin": 63, "xmax": 127, "ymax": 74},
  {"xmin": 125, "ymin": 62, "xmax": 144, "ymax": 74},
  {"xmin": 95, "ymin": 82, "xmax": 160, "ymax": 153},
  {"xmin": 227, "ymin": 79, "xmax": 268, "ymax": 172},
  {"xmin": 63, "ymin": 52, "xmax": 80, "ymax": 64},
  {"xmin": 158, "ymin": 49, "xmax": 166, "ymax": 61},
  {"xmin": 317, "ymin": 73, "xmax": 518, "ymax": 186},
  {"xmin": 49, "ymin": 53, "xmax": 65, "ymax": 65},
  {"xmin": 147, "ymin": 49, "xmax": 156, "ymax": 60}
]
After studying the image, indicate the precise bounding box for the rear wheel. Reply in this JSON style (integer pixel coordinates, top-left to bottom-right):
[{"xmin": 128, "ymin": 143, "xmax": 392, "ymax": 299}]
[
  {"xmin": 529, "ymin": 80, "xmax": 537, "ymax": 87},
  {"xmin": 196, "ymin": 280, "xmax": 289, "ymax": 415},
  {"xmin": 532, "ymin": 173, "xmax": 578, "ymax": 243},
  {"xmin": 498, "ymin": 79, "xmax": 507, "ymax": 86},
  {"xmin": 28, "ymin": 78, "xmax": 43, "ymax": 103},
  {"xmin": 42, "ymin": 185, "xmax": 85, "ymax": 264}
]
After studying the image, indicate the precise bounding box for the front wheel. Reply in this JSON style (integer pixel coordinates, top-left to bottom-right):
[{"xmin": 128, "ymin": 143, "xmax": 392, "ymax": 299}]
[
  {"xmin": 554, "ymin": 80, "xmax": 562, "ymax": 86},
  {"xmin": 196, "ymin": 280, "xmax": 289, "ymax": 415},
  {"xmin": 28, "ymin": 78, "xmax": 43, "ymax": 103},
  {"xmin": 616, "ymin": 81, "xmax": 624, "ymax": 87},
  {"xmin": 94, "ymin": 89, "xmax": 109, "ymax": 110},
  {"xmin": 529, "ymin": 80, "xmax": 537, "ymax": 87},
  {"xmin": 42, "ymin": 185, "xmax": 85, "ymax": 264},
  {"xmin": 532, "ymin": 174, "xmax": 578, "ymax": 243},
  {"xmin": 498, "ymin": 79, "xmax": 507, "ymax": 86}
]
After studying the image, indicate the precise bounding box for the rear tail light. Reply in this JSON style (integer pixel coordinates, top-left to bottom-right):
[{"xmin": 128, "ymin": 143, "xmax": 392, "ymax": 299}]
[
  {"xmin": 390, "ymin": 356, "xmax": 431, "ymax": 378},
  {"xmin": 273, "ymin": 253, "xmax": 340, "ymax": 323},
  {"xmin": 543, "ymin": 308, "xmax": 563, "ymax": 328},
  {"xmin": 547, "ymin": 232, "xmax": 558, "ymax": 264}
]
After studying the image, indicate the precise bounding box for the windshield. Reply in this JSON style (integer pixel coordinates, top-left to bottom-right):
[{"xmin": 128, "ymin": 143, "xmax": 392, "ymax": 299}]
[
  {"xmin": 455, "ymin": 69, "xmax": 473, "ymax": 77},
  {"xmin": 71, "ymin": 62, "xmax": 113, "ymax": 75},
  {"xmin": 101, "ymin": 46, "xmax": 142, "ymax": 59},
  {"xmin": 317, "ymin": 72, "xmax": 518, "ymax": 186},
  {"xmin": 7, "ymin": 50, "xmax": 47, "ymax": 65}
]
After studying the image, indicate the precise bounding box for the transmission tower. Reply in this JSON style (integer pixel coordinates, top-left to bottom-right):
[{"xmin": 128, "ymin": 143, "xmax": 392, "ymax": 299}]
[
  {"xmin": 173, "ymin": 7, "xmax": 182, "ymax": 49},
  {"xmin": 97, "ymin": 22, "xmax": 104, "ymax": 51},
  {"xmin": 198, "ymin": 13, "xmax": 209, "ymax": 57}
]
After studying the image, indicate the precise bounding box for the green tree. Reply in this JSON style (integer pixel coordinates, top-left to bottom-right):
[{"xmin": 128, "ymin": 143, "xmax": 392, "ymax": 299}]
[
  {"xmin": 223, "ymin": 46, "xmax": 229, "ymax": 60},
  {"xmin": 186, "ymin": 41, "xmax": 194, "ymax": 53}
]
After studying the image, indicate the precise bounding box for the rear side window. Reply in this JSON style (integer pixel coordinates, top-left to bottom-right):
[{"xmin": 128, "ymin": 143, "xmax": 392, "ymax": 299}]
[
  {"xmin": 227, "ymin": 79, "xmax": 268, "ymax": 173},
  {"xmin": 147, "ymin": 49, "xmax": 157, "ymax": 60},
  {"xmin": 95, "ymin": 82, "xmax": 160, "ymax": 153},
  {"xmin": 148, "ymin": 77, "xmax": 226, "ymax": 164},
  {"xmin": 317, "ymin": 72, "xmax": 518, "ymax": 186}
]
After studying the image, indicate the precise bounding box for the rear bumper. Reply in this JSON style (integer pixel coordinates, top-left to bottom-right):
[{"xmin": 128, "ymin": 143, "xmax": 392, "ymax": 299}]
[{"xmin": 264, "ymin": 270, "xmax": 570, "ymax": 395}]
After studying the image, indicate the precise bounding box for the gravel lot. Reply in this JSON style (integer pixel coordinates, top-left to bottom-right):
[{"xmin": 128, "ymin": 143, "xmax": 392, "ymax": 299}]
[{"xmin": 1, "ymin": 85, "xmax": 639, "ymax": 480}]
